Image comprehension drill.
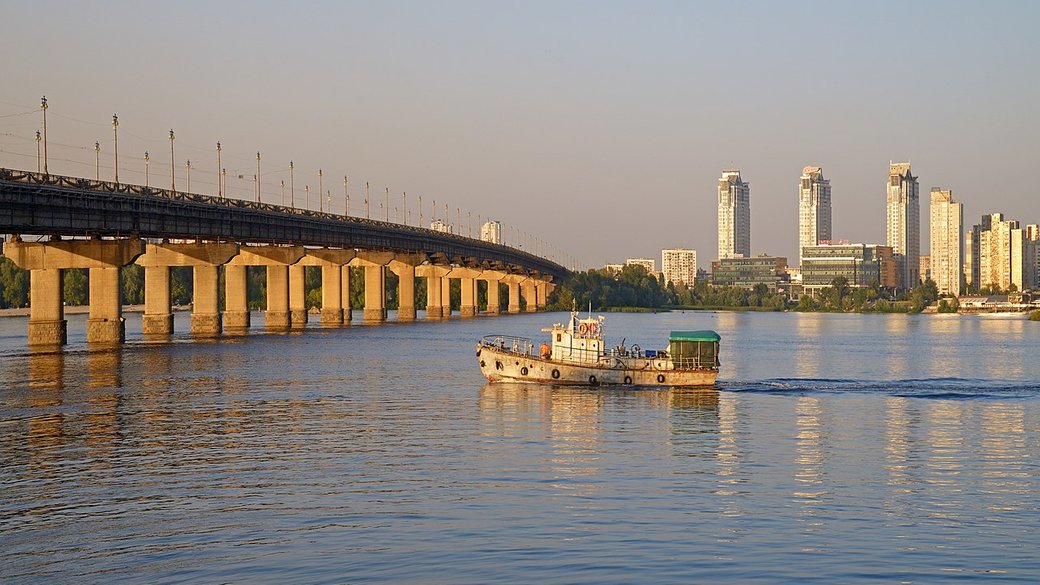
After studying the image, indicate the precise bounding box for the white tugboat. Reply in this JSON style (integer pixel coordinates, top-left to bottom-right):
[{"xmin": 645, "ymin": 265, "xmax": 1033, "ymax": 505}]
[{"xmin": 476, "ymin": 311, "xmax": 720, "ymax": 387}]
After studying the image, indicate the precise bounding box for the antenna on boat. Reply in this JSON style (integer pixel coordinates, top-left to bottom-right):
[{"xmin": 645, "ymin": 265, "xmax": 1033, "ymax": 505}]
[{"xmin": 588, "ymin": 301, "xmax": 592, "ymax": 320}]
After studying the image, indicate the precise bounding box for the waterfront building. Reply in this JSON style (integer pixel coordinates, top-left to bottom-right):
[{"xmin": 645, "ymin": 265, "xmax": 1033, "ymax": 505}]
[
  {"xmin": 928, "ymin": 188, "xmax": 963, "ymax": 296},
  {"xmin": 710, "ymin": 255, "xmax": 788, "ymax": 292},
  {"xmin": 798, "ymin": 166, "xmax": 832, "ymax": 262},
  {"xmin": 919, "ymin": 255, "xmax": 931, "ymax": 283},
  {"xmin": 964, "ymin": 215, "xmax": 992, "ymax": 290},
  {"xmin": 873, "ymin": 245, "xmax": 898, "ymax": 289},
  {"xmin": 430, "ymin": 219, "xmax": 453, "ymax": 234},
  {"xmin": 1028, "ymin": 225, "xmax": 1040, "ymax": 288},
  {"xmin": 626, "ymin": 258, "xmax": 657, "ymax": 274},
  {"xmin": 480, "ymin": 220, "xmax": 502, "ymax": 244},
  {"xmin": 969, "ymin": 213, "xmax": 1037, "ymax": 291},
  {"xmin": 886, "ymin": 162, "xmax": 920, "ymax": 289},
  {"xmin": 801, "ymin": 244, "xmax": 882, "ymax": 295},
  {"xmin": 661, "ymin": 248, "xmax": 698, "ymax": 286},
  {"xmin": 604, "ymin": 263, "xmax": 624, "ymax": 274},
  {"xmin": 717, "ymin": 169, "xmax": 751, "ymax": 260}
]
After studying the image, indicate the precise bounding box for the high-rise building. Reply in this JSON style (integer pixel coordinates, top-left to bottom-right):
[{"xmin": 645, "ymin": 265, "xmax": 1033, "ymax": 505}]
[
  {"xmin": 480, "ymin": 220, "xmax": 502, "ymax": 244},
  {"xmin": 430, "ymin": 219, "xmax": 453, "ymax": 234},
  {"xmin": 969, "ymin": 213, "xmax": 1037, "ymax": 291},
  {"xmin": 718, "ymin": 169, "xmax": 750, "ymax": 260},
  {"xmin": 661, "ymin": 248, "xmax": 698, "ymax": 286},
  {"xmin": 1027, "ymin": 225, "xmax": 1040, "ymax": 289},
  {"xmin": 929, "ymin": 188, "xmax": 963, "ymax": 296},
  {"xmin": 798, "ymin": 166, "xmax": 832, "ymax": 262},
  {"xmin": 625, "ymin": 258, "xmax": 656, "ymax": 274},
  {"xmin": 964, "ymin": 214, "xmax": 992, "ymax": 290},
  {"xmin": 886, "ymin": 162, "xmax": 920, "ymax": 289}
]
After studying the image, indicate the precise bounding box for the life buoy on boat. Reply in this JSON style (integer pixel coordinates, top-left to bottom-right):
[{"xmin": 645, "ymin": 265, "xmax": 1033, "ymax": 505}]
[
  {"xmin": 657, "ymin": 374, "xmax": 665, "ymax": 384},
  {"xmin": 624, "ymin": 375, "xmax": 632, "ymax": 385},
  {"xmin": 578, "ymin": 322, "xmax": 588, "ymax": 336},
  {"xmin": 589, "ymin": 375, "xmax": 598, "ymax": 385},
  {"xmin": 551, "ymin": 369, "xmax": 561, "ymax": 379},
  {"xmin": 521, "ymin": 366, "xmax": 529, "ymax": 376}
]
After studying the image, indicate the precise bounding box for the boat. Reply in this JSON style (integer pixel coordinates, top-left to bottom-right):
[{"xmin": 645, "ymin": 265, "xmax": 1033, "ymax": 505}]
[{"xmin": 476, "ymin": 311, "xmax": 720, "ymax": 387}]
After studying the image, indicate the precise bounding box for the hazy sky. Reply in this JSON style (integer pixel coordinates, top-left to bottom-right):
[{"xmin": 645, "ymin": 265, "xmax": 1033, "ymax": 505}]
[{"xmin": 2, "ymin": 1, "xmax": 1038, "ymax": 269}]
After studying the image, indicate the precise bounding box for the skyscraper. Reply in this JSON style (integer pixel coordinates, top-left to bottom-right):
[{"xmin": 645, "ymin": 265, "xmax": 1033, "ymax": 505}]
[
  {"xmin": 798, "ymin": 166, "xmax": 832, "ymax": 262},
  {"xmin": 886, "ymin": 162, "xmax": 920, "ymax": 289},
  {"xmin": 929, "ymin": 188, "xmax": 963, "ymax": 296},
  {"xmin": 718, "ymin": 169, "xmax": 750, "ymax": 260},
  {"xmin": 661, "ymin": 248, "xmax": 698, "ymax": 286}
]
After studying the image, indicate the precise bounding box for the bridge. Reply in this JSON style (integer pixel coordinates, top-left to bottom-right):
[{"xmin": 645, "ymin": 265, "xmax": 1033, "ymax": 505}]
[{"xmin": 0, "ymin": 167, "xmax": 568, "ymax": 346}]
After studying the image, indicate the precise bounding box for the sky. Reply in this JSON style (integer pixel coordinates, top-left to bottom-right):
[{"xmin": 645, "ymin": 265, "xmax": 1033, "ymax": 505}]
[{"xmin": 2, "ymin": 1, "xmax": 1038, "ymax": 270}]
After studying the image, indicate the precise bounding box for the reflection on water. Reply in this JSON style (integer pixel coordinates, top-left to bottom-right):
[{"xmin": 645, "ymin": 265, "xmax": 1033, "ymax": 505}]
[{"xmin": 1, "ymin": 312, "xmax": 1039, "ymax": 583}]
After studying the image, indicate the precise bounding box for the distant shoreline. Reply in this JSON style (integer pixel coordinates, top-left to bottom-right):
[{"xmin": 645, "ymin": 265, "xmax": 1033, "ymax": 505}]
[{"xmin": 0, "ymin": 305, "xmax": 193, "ymax": 318}]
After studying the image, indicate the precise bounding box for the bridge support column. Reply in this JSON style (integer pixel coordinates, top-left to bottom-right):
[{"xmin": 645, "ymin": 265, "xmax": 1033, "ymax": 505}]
[
  {"xmin": 223, "ymin": 264, "xmax": 250, "ymax": 329},
  {"xmin": 390, "ymin": 258, "xmax": 421, "ymax": 322},
  {"xmin": 266, "ymin": 266, "xmax": 290, "ymax": 329},
  {"xmin": 448, "ymin": 267, "xmax": 482, "ymax": 318},
  {"xmin": 441, "ymin": 277, "xmax": 453, "ymax": 317},
  {"xmin": 320, "ymin": 265, "xmax": 343, "ymax": 325},
  {"xmin": 342, "ymin": 267, "xmax": 352, "ymax": 322},
  {"xmin": 87, "ymin": 266, "xmax": 125, "ymax": 343},
  {"xmin": 191, "ymin": 264, "xmax": 221, "ymax": 336},
  {"xmin": 136, "ymin": 242, "xmax": 238, "ymax": 337},
  {"xmin": 483, "ymin": 275, "xmax": 502, "ymax": 315},
  {"xmin": 534, "ymin": 280, "xmax": 548, "ymax": 311},
  {"xmin": 143, "ymin": 266, "xmax": 173, "ymax": 334},
  {"xmin": 522, "ymin": 281, "xmax": 538, "ymax": 312},
  {"xmin": 29, "ymin": 269, "xmax": 66, "ymax": 346},
  {"xmin": 416, "ymin": 264, "xmax": 449, "ymax": 320},
  {"xmin": 5, "ymin": 238, "xmax": 143, "ymax": 346},
  {"xmin": 363, "ymin": 265, "xmax": 387, "ymax": 322},
  {"xmin": 289, "ymin": 264, "xmax": 308, "ymax": 327},
  {"xmin": 505, "ymin": 279, "xmax": 522, "ymax": 314}
]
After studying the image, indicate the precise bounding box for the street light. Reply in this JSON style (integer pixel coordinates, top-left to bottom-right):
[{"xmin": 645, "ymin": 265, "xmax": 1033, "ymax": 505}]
[
  {"xmin": 305, "ymin": 185, "xmax": 310, "ymax": 210},
  {"xmin": 94, "ymin": 141, "xmax": 101, "ymax": 180},
  {"xmin": 144, "ymin": 151, "xmax": 150, "ymax": 186},
  {"xmin": 343, "ymin": 176, "xmax": 349, "ymax": 215},
  {"xmin": 365, "ymin": 182, "xmax": 370, "ymax": 219},
  {"xmin": 216, "ymin": 142, "xmax": 222, "ymax": 199},
  {"xmin": 169, "ymin": 130, "xmax": 175, "ymax": 191},
  {"xmin": 39, "ymin": 96, "xmax": 48, "ymax": 174},
  {"xmin": 318, "ymin": 169, "xmax": 324, "ymax": 212},
  {"xmin": 112, "ymin": 114, "xmax": 119, "ymax": 183},
  {"xmin": 186, "ymin": 160, "xmax": 192, "ymax": 192},
  {"xmin": 289, "ymin": 161, "xmax": 295, "ymax": 208},
  {"xmin": 256, "ymin": 152, "xmax": 261, "ymax": 202},
  {"xmin": 280, "ymin": 180, "xmax": 285, "ymax": 206},
  {"xmin": 403, "ymin": 192, "xmax": 408, "ymax": 225},
  {"xmin": 384, "ymin": 187, "xmax": 390, "ymax": 222},
  {"xmin": 34, "ymin": 130, "xmax": 41, "ymax": 173},
  {"xmin": 419, "ymin": 195, "xmax": 423, "ymax": 227}
]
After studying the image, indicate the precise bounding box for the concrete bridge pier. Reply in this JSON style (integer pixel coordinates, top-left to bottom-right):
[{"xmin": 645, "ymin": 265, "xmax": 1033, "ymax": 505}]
[
  {"xmin": 226, "ymin": 246, "xmax": 305, "ymax": 330},
  {"xmin": 417, "ymin": 264, "xmax": 449, "ymax": 320},
  {"xmin": 501, "ymin": 275, "xmax": 524, "ymax": 314},
  {"xmin": 449, "ymin": 267, "xmax": 482, "ymax": 318},
  {"xmin": 191, "ymin": 264, "xmax": 222, "ymax": 336},
  {"xmin": 389, "ymin": 254, "xmax": 424, "ymax": 322},
  {"xmin": 289, "ymin": 264, "xmax": 308, "ymax": 328},
  {"xmin": 534, "ymin": 280, "xmax": 549, "ymax": 311},
  {"xmin": 136, "ymin": 242, "xmax": 239, "ymax": 337},
  {"xmin": 299, "ymin": 249, "xmax": 355, "ymax": 327},
  {"xmin": 522, "ymin": 280, "xmax": 538, "ymax": 313},
  {"xmin": 355, "ymin": 251, "xmax": 395, "ymax": 323},
  {"xmin": 4, "ymin": 237, "xmax": 144, "ymax": 345},
  {"xmin": 223, "ymin": 264, "xmax": 250, "ymax": 329},
  {"xmin": 481, "ymin": 271, "xmax": 504, "ymax": 315},
  {"xmin": 342, "ymin": 266, "xmax": 352, "ymax": 323}
]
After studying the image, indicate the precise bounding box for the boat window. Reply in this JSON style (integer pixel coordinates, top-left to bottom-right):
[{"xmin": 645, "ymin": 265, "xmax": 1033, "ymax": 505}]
[{"xmin": 556, "ymin": 334, "xmax": 561, "ymax": 342}]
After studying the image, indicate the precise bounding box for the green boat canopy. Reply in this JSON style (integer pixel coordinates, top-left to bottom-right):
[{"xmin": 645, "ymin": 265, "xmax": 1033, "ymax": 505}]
[{"xmin": 669, "ymin": 330, "xmax": 721, "ymax": 342}]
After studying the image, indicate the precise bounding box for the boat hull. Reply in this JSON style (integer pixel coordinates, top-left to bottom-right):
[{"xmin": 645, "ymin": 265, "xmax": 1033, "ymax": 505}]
[{"xmin": 476, "ymin": 344, "xmax": 717, "ymax": 387}]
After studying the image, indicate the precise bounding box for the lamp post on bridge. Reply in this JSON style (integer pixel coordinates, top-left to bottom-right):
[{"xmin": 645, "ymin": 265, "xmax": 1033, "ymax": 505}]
[
  {"xmin": 365, "ymin": 182, "xmax": 370, "ymax": 219},
  {"xmin": 39, "ymin": 96, "xmax": 48, "ymax": 174},
  {"xmin": 403, "ymin": 192, "xmax": 407, "ymax": 226},
  {"xmin": 169, "ymin": 130, "xmax": 175, "ymax": 191},
  {"xmin": 144, "ymin": 151, "xmax": 150, "ymax": 187},
  {"xmin": 34, "ymin": 131, "xmax": 41, "ymax": 173},
  {"xmin": 343, "ymin": 176, "xmax": 349, "ymax": 216},
  {"xmin": 318, "ymin": 169, "xmax": 324, "ymax": 212},
  {"xmin": 419, "ymin": 195, "xmax": 422, "ymax": 227},
  {"xmin": 385, "ymin": 187, "xmax": 390, "ymax": 222},
  {"xmin": 289, "ymin": 161, "xmax": 295, "ymax": 209},
  {"xmin": 280, "ymin": 180, "xmax": 285, "ymax": 206},
  {"xmin": 94, "ymin": 141, "xmax": 101, "ymax": 180},
  {"xmin": 256, "ymin": 152, "xmax": 261, "ymax": 202},
  {"xmin": 186, "ymin": 160, "xmax": 192, "ymax": 192},
  {"xmin": 305, "ymin": 185, "xmax": 310, "ymax": 210},
  {"xmin": 216, "ymin": 142, "xmax": 222, "ymax": 199},
  {"xmin": 112, "ymin": 114, "xmax": 119, "ymax": 184}
]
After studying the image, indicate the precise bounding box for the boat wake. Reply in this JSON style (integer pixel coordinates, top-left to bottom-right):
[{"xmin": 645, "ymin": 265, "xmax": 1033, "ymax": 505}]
[{"xmin": 722, "ymin": 377, "xmax": 1040, "ymax": 400}]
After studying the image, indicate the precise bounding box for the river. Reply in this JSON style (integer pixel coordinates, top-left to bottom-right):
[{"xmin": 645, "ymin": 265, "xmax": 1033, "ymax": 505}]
[{"xmin": 1, "ymin": 310, "xmax": 1038, "ymax": 583}]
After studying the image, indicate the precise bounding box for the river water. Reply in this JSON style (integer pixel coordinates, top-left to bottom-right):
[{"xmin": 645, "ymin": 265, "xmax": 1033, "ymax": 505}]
[{"xmin": 1, "ymin": 311, "xmax": 1038, "ymax": 583}]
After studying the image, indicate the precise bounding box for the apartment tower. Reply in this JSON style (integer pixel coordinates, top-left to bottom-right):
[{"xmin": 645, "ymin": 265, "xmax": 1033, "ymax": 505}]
[
  {"xmin": 798, "ymin": 166, "xmax": 832, "ymax": 262},
  {"xmin": 662, "ymin": 248, "xmax": 698, "ymax": 286},
  {"xmin": 929, "ymin": 188, "xmax": 963, "ymax": 296},
  {"xmin": 886, "ymin": 162, "xmax": 920, "ymax": 289},
  {"xmin": 718, "ymin": 169, "xmax": 751, "ymax": 260}
]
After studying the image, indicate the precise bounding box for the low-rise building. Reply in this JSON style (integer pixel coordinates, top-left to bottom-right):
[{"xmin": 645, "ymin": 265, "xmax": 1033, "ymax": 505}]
[
  {"xmin": 801, "ymin": 244, "xmax": 882, "ymax": 295},
  {"xmin": 626, "ymin": 258, "xmax": 656, "ymax": 273},
  {"xmin": 710, "ymin": 255, "xmax": 788, "ymax": 291}
]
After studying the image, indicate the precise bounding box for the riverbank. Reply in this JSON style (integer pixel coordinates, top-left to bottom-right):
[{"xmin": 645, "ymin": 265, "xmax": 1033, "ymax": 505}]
[{"xmin": 0, "ymin": 305, "xmax": 193, "ymax": 318}]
